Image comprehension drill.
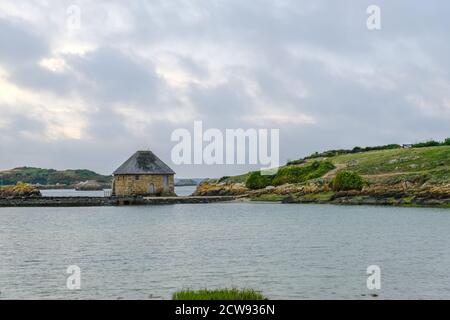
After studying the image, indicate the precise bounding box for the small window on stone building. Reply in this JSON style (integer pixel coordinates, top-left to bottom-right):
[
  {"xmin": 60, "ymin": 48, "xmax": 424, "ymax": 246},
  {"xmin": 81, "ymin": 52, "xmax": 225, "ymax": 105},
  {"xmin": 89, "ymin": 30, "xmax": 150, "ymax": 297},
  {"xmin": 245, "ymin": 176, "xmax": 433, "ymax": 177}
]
[{"xmin": 135, "ymin": 175, "xmax": 139, "ymax": 180}]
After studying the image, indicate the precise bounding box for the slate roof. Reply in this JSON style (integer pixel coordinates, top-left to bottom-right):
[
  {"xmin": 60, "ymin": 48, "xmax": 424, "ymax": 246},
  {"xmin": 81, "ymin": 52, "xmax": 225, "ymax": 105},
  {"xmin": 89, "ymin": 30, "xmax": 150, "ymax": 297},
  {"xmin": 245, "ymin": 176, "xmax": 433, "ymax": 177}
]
[{"xmin": 113, "ymin": 151, "xmax": 175, "ymax": 175}]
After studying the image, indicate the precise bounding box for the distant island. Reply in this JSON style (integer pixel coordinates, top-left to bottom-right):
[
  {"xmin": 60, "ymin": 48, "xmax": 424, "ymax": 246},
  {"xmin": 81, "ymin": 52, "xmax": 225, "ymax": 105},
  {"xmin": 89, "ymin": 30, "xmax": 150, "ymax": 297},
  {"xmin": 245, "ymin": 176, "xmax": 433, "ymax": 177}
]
[
  {"xmin": 0, "ymin": 167, "xmax": 202, "ymax": 190},
  {"xmin": 0, "ymin": 167, "xmax": 112, "ymax": 190},
  {"xmin": 194, "ymin": 139, "xmax": 450, "ymax": 208},
  {"xmin": 174, "ymin": 178, "xmax": 205, "ymax": 186}
]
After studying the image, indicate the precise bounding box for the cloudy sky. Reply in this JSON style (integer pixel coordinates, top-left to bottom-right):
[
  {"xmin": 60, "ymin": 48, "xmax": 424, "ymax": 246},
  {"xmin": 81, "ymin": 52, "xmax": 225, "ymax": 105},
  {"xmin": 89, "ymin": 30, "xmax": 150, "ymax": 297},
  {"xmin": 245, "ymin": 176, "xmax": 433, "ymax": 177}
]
[{"xmin": 0, "ymin": 0, "xmax": 449, "ymax": 178}]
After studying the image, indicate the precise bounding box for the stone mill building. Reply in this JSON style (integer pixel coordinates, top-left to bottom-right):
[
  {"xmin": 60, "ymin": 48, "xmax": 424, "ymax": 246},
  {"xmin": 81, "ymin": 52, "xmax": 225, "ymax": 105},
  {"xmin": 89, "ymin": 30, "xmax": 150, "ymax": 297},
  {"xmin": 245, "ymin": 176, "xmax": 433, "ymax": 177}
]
[{"xmin": 112, "ymin": 150, "xmax": 175, "ymax": 197}]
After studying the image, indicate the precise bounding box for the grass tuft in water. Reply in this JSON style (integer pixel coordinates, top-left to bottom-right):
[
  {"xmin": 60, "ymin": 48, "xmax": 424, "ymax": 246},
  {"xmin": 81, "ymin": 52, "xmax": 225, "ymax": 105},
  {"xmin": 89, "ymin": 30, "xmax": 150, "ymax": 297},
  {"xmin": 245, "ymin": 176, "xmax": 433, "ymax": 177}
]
[{"xmin": 172, "ymin": 288, "xmax": 267, "ymax": 300}]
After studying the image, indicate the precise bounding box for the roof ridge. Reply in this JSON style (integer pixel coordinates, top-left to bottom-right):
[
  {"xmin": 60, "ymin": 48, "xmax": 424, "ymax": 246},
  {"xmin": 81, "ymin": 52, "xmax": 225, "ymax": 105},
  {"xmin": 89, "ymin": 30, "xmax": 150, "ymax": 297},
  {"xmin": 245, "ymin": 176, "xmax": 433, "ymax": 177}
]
[{"xmin": 113, "ymin": 150, "xmax": 175, "ymax": 175}]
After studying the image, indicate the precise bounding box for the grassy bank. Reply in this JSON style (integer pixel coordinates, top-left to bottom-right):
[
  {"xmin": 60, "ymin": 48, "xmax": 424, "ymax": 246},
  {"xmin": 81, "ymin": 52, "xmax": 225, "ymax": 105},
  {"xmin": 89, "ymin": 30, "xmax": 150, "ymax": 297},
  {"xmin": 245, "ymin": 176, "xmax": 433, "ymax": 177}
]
[
  {"xmin": 196, "ymin": 144, "xmax": 450, "ymax": 208},
  {"xmin": 172, "ymin": 288, "xmax": 267, "ymax": 300},
  {"xmin": 217, "ymin": 145, "xmax": 450, "ymax": 187}
]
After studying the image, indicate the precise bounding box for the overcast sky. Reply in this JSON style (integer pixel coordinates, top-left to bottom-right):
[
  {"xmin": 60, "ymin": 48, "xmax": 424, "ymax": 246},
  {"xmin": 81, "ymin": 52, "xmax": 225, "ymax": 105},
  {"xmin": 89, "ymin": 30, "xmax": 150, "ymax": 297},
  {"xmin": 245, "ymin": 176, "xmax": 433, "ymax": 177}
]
[{"xmin": 0, "ymin": 1, "xmax": 449, "ymax": 177}]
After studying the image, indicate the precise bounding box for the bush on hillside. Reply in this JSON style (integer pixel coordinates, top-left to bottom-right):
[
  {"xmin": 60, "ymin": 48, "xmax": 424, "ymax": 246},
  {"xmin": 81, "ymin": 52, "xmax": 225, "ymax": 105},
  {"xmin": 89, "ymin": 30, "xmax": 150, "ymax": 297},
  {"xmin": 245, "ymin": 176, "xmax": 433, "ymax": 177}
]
[
  {"xmin": 271, "ymin": 161, "xmax": 334, "ymax": 186},
  {"xmin": 304, "ymin": 144, "xmax": 401, "ymax": 160},
  {"xmin": 331, "ymin": 171, "xmax": 364, "ymax": 191},
  {"xmin": 302, "ymin": 139, "xmax": 450, "ymax": 162},
  {"xmin": 286, "ymin": 159, "xmax": 305, "ymax": 166},
  {"xmin": 245, "ymin": 161, "xmax": 335, "ymax": 190},
  {"xmin": 412, "ymin": 140, "xmax": 441, "ymax": 148},
  {"xmin": 218, "ymin": 176, "xmax": 230, "ymax": 183},
  {"xmin": 245, "ymin": 172, "xmax": 273, "ymax": 190}
]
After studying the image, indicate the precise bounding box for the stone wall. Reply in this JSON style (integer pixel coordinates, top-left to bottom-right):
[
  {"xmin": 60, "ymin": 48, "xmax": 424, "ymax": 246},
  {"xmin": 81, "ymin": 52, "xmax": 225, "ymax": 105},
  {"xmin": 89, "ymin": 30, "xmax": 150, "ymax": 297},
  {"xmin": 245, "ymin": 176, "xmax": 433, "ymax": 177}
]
[
  {"xmin": 113, "ymin": 174, "xmax": 174, "ymax": 196},
  {"xmin": 0, "ymin": 197, "xmax": 113, "ymax": 207},
  {"xmin": 0, "ymin": 195, "xmax": 238, "ymax": 207}
]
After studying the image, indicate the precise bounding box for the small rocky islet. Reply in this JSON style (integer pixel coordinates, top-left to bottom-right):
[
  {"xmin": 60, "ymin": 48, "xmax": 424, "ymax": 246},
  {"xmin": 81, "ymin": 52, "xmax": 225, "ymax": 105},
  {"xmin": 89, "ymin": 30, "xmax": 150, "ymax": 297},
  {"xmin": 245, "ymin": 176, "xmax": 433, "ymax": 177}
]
[{"xmin": 0, "ymin": 183, "xmax": 41, "ymax": 198}]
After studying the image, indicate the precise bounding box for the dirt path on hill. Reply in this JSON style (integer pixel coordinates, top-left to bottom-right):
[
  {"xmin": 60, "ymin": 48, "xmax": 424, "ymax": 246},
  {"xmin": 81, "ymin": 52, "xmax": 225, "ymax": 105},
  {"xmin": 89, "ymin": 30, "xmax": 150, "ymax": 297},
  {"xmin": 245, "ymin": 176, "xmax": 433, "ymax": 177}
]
[
  {"xmin": 323, "ymin": 163, "xmax": 347, "ymax": 179},
  {"xmin": 362, "ymin": 171, "xmax": 424, "ymax": 179},
  {"xmin": 324, "ymin": 162, "xmax": 428, "ymax": 180}
]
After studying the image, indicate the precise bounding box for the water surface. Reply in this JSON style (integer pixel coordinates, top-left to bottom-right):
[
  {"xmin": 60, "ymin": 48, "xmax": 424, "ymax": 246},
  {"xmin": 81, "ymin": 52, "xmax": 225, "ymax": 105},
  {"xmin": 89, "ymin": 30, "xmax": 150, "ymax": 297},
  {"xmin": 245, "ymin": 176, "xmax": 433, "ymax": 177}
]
[
  {"xmin": 0, "ymin": 203, "xmax": 449, "ymax": 299},
  {"xmin": 41, "ymin": 186, "xmax": 195, "ymax": 197}
]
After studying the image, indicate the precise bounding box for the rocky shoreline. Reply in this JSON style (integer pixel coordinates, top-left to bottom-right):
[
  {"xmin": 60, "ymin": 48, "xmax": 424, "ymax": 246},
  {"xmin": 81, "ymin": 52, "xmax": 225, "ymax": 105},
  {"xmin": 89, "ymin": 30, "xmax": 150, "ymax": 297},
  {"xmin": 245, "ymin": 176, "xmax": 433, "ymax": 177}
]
[
  {"xmin": 280, "ymin": 192, "xmax": 450, "ymax": 207},
  {"xmin": 193, "ymin": 180, "xmax": 450, "ymax": 208},
  {"xmin": 2, "ymin": 179, "xmax": 449, "ymax": 208}
]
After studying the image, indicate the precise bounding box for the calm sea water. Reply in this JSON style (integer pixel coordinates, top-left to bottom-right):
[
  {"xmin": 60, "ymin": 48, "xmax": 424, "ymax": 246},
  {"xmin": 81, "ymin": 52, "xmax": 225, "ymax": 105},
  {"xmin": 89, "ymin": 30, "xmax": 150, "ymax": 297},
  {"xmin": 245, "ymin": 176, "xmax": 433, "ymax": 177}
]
[
  {"xmin": 1, "ymin": 202, "xmax": 450, "ymax": 300},
  {"xmin": 41, "ymin": 186, "xmax": 196, "ymax": 197}
]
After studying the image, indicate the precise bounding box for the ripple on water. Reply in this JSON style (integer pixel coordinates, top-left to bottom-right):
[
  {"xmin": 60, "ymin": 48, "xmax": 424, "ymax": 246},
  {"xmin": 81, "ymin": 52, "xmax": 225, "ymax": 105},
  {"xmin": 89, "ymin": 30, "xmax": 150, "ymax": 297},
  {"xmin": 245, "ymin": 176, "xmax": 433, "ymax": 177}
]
[{"xmin": 1, "ymin": 203, "xmax": 450, "ymax": 299}]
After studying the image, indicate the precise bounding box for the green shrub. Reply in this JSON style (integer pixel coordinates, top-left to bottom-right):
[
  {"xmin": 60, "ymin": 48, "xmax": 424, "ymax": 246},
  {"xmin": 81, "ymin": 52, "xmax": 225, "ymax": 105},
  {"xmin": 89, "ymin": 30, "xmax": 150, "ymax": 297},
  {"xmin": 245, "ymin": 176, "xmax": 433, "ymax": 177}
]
[
  {"xmin": 271, "ymin": 161, "xmax": 334, "ymax": 186},
  {"xmin": 286, "ymin": 159, "xmax": 305, "ymax": 166},
  {"xmin": 332, "ymin": 170, "xmax": 364, "ymax": 191},
  {"xmin": 172, "ymin": 288, "xmax": 267, "ymax": 300},
  {"xmin": 245, "ymin": 171, "xmax": 273, "ymax": 190},
  {"xmin": 218, "ymin": 176, "xmax": 230, "ymax": 183},
  {"xmin": 443, "ymin": 138, "xmax": 450, "ymax": 146},
  {"xmin": 412, "ymin": 140, "xmax": 441, "ymax": 148},
  {"xmin": 245, "ymin": 161, "xmax": 335, "ymax": 189},
  {"xmin": 304, "ymin": 144, "xmax": 401, "ymax": 159}
]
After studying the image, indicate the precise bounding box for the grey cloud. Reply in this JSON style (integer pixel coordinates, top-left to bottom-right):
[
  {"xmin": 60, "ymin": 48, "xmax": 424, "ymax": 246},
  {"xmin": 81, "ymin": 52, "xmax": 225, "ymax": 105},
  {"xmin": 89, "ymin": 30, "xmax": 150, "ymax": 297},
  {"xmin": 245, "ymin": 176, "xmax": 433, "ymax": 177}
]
[
  {"xmin": 176, "ymin": 55, "xmax": 209, "ymax": 79},
  {"xmin": 65, "ymin": 47, "xmax": 161, "ymax": 105},
  {"xmin": 0, "ymin": 18, "xmax": 48, "ymax": 65},
  {"xmin": 10, "ymin": 64, "xmax": 75, "ymax": 94},
  {"xmin": 0, "ymin": 107, "xmax": 46, "ymax": 136},
  {"xmin": 1, "ymin": 1, "xmax": 450, "ymax": 177},
  {"xmin": 188, "ymin": 77, "xmax": 254, "ymax": 123}
]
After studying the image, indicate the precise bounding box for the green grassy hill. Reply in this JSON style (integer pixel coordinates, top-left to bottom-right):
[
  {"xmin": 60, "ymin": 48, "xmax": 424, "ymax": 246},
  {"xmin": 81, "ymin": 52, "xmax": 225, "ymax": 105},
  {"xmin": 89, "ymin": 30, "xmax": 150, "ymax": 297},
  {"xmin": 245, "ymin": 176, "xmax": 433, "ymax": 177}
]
[
  {"xmin": 328, "ymin": 146, "xmax": 450, "ymax": 184},
  {"xmin": 217, "ymin": 144, "xmax": 450, "ymax": 188},
  {"xmin": 0, "ymin": 167, "xmax": 112, "ymax": 186},
  {"xmin": 195, "ymin": 142, "xmax": 450, "ymax": 206},
  {"xmin": 218, "ymin": 146, "xmax": 450, "ymax": 183}
]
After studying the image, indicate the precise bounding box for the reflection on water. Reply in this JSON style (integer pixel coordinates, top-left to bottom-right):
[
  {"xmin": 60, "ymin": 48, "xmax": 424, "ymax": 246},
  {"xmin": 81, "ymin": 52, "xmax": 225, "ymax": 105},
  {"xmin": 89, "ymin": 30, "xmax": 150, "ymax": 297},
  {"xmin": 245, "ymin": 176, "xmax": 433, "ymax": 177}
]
[
  {"xmin": 41, "ymin": 186, "xmax": 196, "ymax": 197},
  {"xmin": 1, "ymin": 203, "xmax": 450, "ymax": 299},
  {"xmin": 41, "ymin": 189, "xmax": 108, "ymax": 197}
]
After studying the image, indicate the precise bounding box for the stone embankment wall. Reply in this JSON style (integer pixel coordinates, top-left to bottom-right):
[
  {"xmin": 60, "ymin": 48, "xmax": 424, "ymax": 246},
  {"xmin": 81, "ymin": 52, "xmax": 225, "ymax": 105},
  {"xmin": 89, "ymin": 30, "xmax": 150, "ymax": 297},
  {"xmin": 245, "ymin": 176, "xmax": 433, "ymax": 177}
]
[{"xmin": 0, "ymin": 195, "xmax": 238, "ymax": 207}]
